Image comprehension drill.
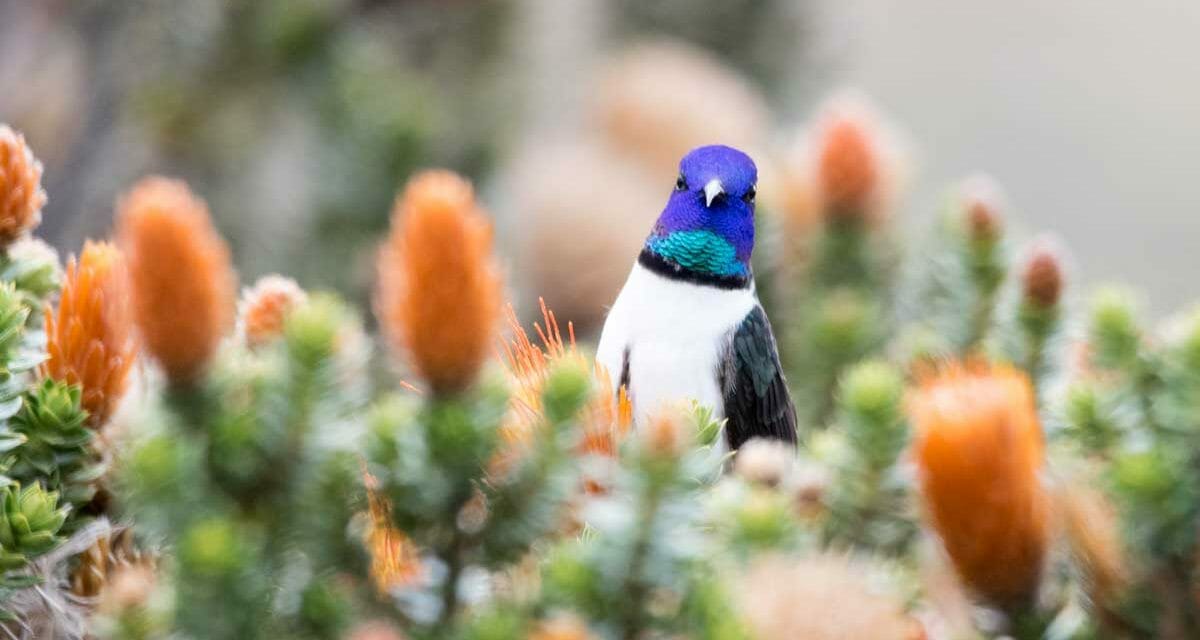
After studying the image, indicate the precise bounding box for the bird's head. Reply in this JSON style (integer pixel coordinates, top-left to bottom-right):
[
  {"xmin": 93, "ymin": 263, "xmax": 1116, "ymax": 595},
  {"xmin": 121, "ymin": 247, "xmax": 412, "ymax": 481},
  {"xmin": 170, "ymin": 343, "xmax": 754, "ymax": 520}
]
[{"xmin": 644, "ymin": 145, "xmax": 758, "ymax": 279}]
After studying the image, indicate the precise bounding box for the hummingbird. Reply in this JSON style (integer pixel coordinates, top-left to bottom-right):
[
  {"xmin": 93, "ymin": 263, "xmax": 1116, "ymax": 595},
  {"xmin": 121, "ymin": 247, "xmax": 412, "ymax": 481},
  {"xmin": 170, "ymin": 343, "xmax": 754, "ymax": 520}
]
[{"xmin": 597, "ymin": 145, "xmax": 797, "ymax": 450}]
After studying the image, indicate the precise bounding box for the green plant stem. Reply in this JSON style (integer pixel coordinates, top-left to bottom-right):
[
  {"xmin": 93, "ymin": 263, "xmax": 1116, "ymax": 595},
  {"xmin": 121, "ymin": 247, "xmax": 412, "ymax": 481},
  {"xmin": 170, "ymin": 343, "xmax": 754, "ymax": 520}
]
[
  {"xmin": 166, "ymin": 383, "xmax": 212, "ymax": 432},
  {"xmin": 617, "ymin": 477, "xmax": 666, "ymax": 640},
  {"xmin": 966, "ymin": 295, "xmax": 996, "ymax": 354},
  {"xmin": 436, "ymin": 529, "xmax": 467, "ymax": 633}
]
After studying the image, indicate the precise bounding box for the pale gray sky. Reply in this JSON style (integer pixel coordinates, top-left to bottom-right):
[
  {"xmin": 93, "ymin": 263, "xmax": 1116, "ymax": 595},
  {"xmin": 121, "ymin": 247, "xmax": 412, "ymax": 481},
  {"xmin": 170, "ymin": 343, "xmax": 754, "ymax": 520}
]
[{"xmin": 821, "ymin": 0, "xmax": 1200, "ymax": 316}]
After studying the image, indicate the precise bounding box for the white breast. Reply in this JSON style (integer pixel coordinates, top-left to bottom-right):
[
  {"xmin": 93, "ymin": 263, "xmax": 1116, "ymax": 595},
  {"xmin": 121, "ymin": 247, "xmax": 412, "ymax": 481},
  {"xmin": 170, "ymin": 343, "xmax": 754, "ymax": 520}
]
[{"xmin": 596, "ymin": 262, "xmax": 757, "ymax": 423}]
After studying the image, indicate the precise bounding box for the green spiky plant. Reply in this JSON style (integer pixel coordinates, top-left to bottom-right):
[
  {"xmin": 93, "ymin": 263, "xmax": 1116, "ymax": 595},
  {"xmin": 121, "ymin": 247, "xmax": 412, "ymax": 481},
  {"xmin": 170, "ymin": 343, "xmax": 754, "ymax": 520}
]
[
  {"xmin": 0, "ymin": 483, "xmax": 69, "ymax": 617},
  {"xmin": 9, "ymin": 91, "xmax": 1200, "ymax": 640},
  {"xmin": 114, "ymin": 294, "xmax": 370, "ymax": 640},
  {"xmin": 0, "ymin": 211, "xmax": 125, "ymax": 627}
]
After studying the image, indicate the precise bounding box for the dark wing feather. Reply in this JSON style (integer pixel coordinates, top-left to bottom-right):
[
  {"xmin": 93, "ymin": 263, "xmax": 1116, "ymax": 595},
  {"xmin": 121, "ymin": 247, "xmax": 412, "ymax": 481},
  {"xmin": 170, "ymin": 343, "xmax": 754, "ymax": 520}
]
[{"xmin": 719, "ymin": 305, "xmax": 798, "ymax": 449}]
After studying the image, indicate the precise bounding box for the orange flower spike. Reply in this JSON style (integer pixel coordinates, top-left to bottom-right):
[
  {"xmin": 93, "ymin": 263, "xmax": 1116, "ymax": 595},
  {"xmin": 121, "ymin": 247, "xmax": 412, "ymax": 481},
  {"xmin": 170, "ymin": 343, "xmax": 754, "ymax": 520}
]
[
  {"xmin": 116, "ymin": 177, "xmax": 236, "ymax": 384},
  {"xmin": 44, "ymin": 241, "xmax": 138, "ymax": 427},
  {"xmin": 814, "ymin": 106, "xmax": 885, "ymax": 223},
  {"xmin": 238, "ymin": 275, "xmax": 307, "ymax": 347},
  {"xmin": 376, "ymin": 170, "xmax": 502, "ymax": 395},
  {"xmin": 0, "ymin": 125, "xmax": 46, "ymax": 246},
  {"xmin": 909, "ymin": 363, "xmax": 1050, "ymax": 608}
]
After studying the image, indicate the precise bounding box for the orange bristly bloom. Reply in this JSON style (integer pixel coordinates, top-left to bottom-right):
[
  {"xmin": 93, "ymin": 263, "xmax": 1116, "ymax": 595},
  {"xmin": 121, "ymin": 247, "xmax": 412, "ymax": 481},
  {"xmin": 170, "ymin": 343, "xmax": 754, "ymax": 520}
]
[
  {"xmin": 363, "ymin": 470, "xmax": 422, "ymax": 595},
  {"xmin": 44, "ymin": 241, "xmax": 138, "ymax": 428},
  {"xmin": 376, "ymin": 170, "xmax": 502, "ymax": 395},
  {"xmin": 498, "ymin": 300, "xmax": 573, "ymax": 449},
  {"xmin": 0, "ymin": 125, "xmax": 46, "ymax": 245},
  {"xmin": 494, "ymin": 300, "xmax": 630, "ymax": 494},
  {"xmin": 116, "ymin": 177, "xmax": 235, "ymax": 384},
  {"xmin": 909, "ymin": 363, "xmax": 1049, "ymax": 608},
  {"xmin": 581, "ymin": 363, "xmax": 632, "ymax": 457},
  {"xmin": 814, "ymin": 106, "xmax": 885, "ymax": 223},
  {"xmin": 497, "ymin": 300, "xmax": 631, "ymax": 456},
  {"xmin": 238, "ymin": 275, "xmax": 307, "ymax": 347}
]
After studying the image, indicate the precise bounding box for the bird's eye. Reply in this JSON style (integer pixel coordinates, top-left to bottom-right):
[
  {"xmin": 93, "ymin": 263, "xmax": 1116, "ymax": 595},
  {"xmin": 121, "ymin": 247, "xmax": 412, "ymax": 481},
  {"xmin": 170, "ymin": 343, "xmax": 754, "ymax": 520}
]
[
  {"xmin": 674, "ymin": 174, "xmax": 687, "ymax": 191},
  {"xmin": 743, "ymin": 185, "xmax": 757, "ymax": 204}
]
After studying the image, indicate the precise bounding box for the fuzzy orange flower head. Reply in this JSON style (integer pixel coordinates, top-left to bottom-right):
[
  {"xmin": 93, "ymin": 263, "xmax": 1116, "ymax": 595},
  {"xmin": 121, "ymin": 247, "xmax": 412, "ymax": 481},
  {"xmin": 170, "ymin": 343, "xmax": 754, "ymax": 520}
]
[
  {"xmin": 498, "ymin": 299, "xmax": 630, "ymax": 451},
  {"xmin": 909, "ymin": 363, "xmax": 1049, "ymax": 609},
  {"xmin": 116, "ymin": 177, "xmax": 236, "ymax": 385},
  {"xmin": 44, "ymin": 241, "xmax": 138, "ymax": 428},
  {"xmin": 812, "ymin": 100, "xmax": 890, "ymax": 224},
  {"xmin": 376, "ymin": 170, "xmax": 502, "ymax": 395},
  {"xmin": 237, "ymin": 274, "xmax": 307, "ymax": 348},
  {"xmin": 0, "ymin": 125, "xmax": 47, "ymax": 246}
]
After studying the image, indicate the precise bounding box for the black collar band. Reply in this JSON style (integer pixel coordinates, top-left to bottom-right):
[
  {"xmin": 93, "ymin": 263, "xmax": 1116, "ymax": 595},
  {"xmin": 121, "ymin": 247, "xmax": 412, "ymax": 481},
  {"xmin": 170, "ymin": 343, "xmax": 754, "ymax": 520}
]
[{"xmin": 637, "ymin": 249, "xmax": 751, "ymax": 290}]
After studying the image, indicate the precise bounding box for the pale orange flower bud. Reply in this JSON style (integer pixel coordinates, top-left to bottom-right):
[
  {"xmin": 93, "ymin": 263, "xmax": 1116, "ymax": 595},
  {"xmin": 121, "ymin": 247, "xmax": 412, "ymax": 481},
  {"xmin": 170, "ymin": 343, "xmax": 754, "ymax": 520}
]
[
  {"xmin": 640, "ymin": 406, "xmax": 691, "ymax": 459},
  {"xmin": 737, "ymin": 554, "xmax": 925, "ymax": 640},
  {"xmin": 813, "ymin": 103, "xmax": 889, "ymax": 223},
  {"xmin": 96, "ymin": 565, "xmax": 157, "ymax": 615},
  {"xmin": 376, "ymin": 170, "xmax": 501, "ymax": 395},
  {"xmin": 44, "ymin": 241, "xmax": 138, "ymax": 427},
  {"xmin": 0, "ymin": 125, "xmax": 46, "ymax": 245},
  {"xmin": 116, "ymin": 177, "xmax": 236, "ymax": 384},
  {"xmin": 346, "ymin": 621, "xmax": 408, "ymax": 640},
  {"xmin": 237, "ymin": 275, "xmax": 307, "ymax": 348},
  {"xmin": 909, "ymin": 363, "xmax": 1049, "ymax": 608},
  {"xmin": 528, "ymin": 614, "xmax": 596, "ymax": 640}
]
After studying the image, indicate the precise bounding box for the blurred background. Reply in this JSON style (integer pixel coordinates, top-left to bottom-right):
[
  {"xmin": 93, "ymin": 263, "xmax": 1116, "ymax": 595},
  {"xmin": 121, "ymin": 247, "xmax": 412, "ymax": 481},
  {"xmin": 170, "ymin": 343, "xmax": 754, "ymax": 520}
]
[{"xmin": 3, "ymin": 0, "xmax": 1198, "ymax": 328}]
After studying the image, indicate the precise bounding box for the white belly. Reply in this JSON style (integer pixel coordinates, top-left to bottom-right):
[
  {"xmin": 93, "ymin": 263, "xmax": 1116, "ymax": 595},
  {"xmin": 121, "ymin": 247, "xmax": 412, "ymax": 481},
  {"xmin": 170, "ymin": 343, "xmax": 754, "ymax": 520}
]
[{"xmin": 596, "ymin": 262, "xmax": 757, "ymax": 423}]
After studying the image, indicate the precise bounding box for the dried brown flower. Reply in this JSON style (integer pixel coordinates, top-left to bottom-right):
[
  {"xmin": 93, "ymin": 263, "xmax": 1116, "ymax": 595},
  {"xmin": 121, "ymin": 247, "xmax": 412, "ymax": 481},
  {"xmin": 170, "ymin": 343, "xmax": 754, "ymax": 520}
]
[
  {"xmin": 0, "ymin": 124, "xmax": 46, "ymax": 245},
  {"xmin": 909, "ymin": 362, "xmax": 1049, "ymax": 608},
  {"xmin": 117, "ymin": 177, "xmax": 235, "ymax": 384},
  {"xmin": 44, "ymin": 241, "xmax": 138, "ymax": 427},
  {"xmin": 238, "ymin": 274, "xmax": 307, "ymax": 347},
  {"xmin": 74, "ymin": 527, "xmax": 156, "ymax": 602},
  {"xmin": 1022, "ymin": 241, "xmax": 1066, "ymax": 308},
  {"xmin": 961, "ymin": 176, "xmax": 1004, "ymax": 243},
  {"xmin": 376, "ymin": 170, "xmax": 502, "ymax": 395}
]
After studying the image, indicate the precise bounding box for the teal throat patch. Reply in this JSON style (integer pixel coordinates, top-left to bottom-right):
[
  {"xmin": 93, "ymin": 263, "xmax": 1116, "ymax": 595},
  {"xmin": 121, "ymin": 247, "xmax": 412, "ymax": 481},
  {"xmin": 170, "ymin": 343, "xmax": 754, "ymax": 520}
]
[{"xmin": 647, "ymin": 230, "xmax": 746, "ymax": 276}]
